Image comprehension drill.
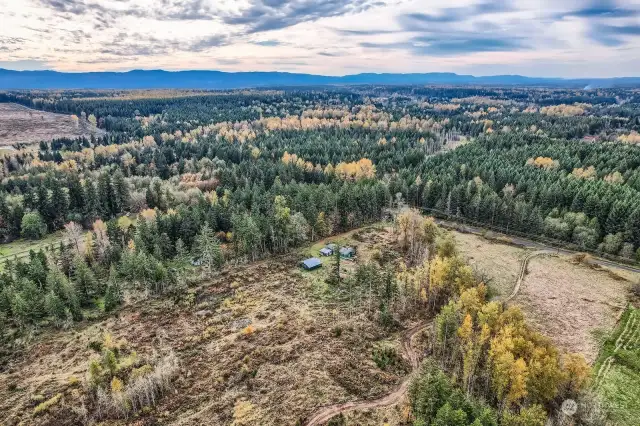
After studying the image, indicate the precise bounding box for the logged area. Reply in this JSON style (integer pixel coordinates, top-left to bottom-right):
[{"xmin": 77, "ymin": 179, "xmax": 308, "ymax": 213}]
[
  {"xmin": 0, "ymin": 227, "xmax": 417, "ymax": 425},
  {"xmin": 0, "ymin": 103, "xmax": 104, "ymax": 146}
]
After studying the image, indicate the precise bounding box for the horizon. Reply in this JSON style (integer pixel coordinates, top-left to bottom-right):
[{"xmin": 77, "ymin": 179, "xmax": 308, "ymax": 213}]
[
  {"xmin": 1, "ymin": 68, "xmax": 640, "ymax": 81},
  {"xmin": 2, "ymin": 1, "xmax": 640, "ymax": 78}
]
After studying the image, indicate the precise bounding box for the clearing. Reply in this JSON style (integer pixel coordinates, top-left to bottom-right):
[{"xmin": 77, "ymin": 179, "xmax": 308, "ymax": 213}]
[
  {"xmin": 0, "ymin": 103, "xmax": 104, "ymax": 146},
  {"xmin": 0, "ymin": 225, "xmax": 420, "ymax": 425},
  {"xmin": 452, "ymin": 229, "xmax": 635, "ymax": 363},
  {"xmin": 514, "ymin": 255, "xmax": 629, "ymax": 363},
  {"xmin": 452, "ymin": 231, "xmax": 527, "ymax": 299}
]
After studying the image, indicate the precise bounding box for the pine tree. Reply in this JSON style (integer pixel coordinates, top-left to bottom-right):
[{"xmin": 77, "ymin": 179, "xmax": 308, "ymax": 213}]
[
  {"xmin": 83, "ymin": 178, "xmax": 99, "ymax": 222},
  {"xmin": 104, "ymin": 266, "xmax": 123, "ymax": 312},
  {"xmin": 329, "ymin": 246, "xmax": 341, "ymax": 285},
  {"xmin": 72, "ymin": 256, "xmax": 99, "ymax": 306},
  {"xmin": 194, "ymin": 224, "xmax": 224, "ymax": 278},
  {"xmin": 111, "ymin": 169, "xmax": 130, "ymax": 214},
  {"xmin": 45, "ymin": 290, "xmax": 67, "ymax": 327}
]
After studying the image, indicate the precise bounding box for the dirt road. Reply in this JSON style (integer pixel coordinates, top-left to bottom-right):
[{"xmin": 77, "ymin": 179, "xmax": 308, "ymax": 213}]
[
  {"xmin": 433, "ymin": 218, "xmax": 640, "ymax": 274},
  {"xmin": 504, "ymin": 250, "xmax": 554, "ymax": 303},
  {"xmin": 304, "ymin": 321, "xmax": 430, "ymax": 426},
  {"xmin": 304, "ymin": 241, "xmax": 549, "ymax": 425}
]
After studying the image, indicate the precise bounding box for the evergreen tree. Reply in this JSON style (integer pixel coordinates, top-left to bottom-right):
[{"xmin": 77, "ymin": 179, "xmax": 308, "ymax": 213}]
[
  {"xmin": 193, "ymin": 224, "xmax": 224, "ymax": 277},
  {"xmin": 103, "ymin": 266, "xmax": 123, "ymax": 312}
]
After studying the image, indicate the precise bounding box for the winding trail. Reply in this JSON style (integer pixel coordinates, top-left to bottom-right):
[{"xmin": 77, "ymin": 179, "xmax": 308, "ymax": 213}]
[
  {"xmin": 504, "ymin": 250, "xmax": 555, "ymax": 303},
  {"xmin": 304, "ymin": 321, "xmax": 430, "ymax": 426},
  {"xmin": 304, "ymin": 248, "xmax": 554, "ymax": 425}
]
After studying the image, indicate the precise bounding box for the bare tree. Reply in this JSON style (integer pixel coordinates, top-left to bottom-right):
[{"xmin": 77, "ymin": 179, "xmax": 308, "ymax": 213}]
[{"xmin": 64, "ymin": 221, "xmax": 84, "ymax": 254}]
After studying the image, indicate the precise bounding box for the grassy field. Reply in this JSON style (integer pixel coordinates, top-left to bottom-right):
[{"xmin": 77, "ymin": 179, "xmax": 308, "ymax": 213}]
[
  {"xmin": 0, "ymin": 231, "xmax": 65, "ymax": 261},
  {"xmin": 0, "ymin": 103, "xmax": 104, "ymax": 146},
  {"xmin": 519, "ymin": 255, "xmax": 629, "ymax": 362},
  {"xmin": 452, "ymin": 230, "xmax": 527, "ymax": 299},
  {"xmin": 595, "ymin": 307, "xmax": 640, "ymax": 425},
  {"xmin": 450, "ymin": 229, "xmax": 634, "ymax": 363}
]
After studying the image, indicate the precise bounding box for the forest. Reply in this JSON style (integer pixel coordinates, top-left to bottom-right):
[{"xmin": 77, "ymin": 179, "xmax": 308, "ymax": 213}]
[{"xmin": 1, "ymin": 86, "xmax": 640, "ymax": 425}]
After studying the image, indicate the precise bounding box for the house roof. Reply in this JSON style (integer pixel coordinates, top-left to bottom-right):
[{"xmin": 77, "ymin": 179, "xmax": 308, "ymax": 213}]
[
  {"xmin": 320, "ymin": 248, "xmax": 332, "ymax": 254},
  {"xmin": 339, "ymin": 247, "xmax": 354, "ymax": 255},
  {"xmin": 302, "ymin": 257, "xmax": 322, "ymax": 268}
]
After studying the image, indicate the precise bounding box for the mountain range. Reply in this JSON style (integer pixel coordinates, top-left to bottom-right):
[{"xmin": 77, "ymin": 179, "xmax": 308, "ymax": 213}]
[{"xmin": 1, "ymin": 68, "xmax": 640, "ymax": 89}]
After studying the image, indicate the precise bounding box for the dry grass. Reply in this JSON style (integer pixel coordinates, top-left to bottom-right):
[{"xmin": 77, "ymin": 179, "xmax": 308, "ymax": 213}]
[
  {"xmin": 0, "ymin": 103, "xmax": 104, "ymax": 146},
  {"xmin": 451, "ymin": 231, "xmax": 527, "ymax": 299},
  {"xmin": 450, "ymin": 230, "xmax": 631, "ymax": 364},
  {"xmin": 514, "ymin": 255, "xmax": 628, "ymax": 363},
  {"xmin": 0, "ymin": 227, "xmax": 411, "ymax": 425}
]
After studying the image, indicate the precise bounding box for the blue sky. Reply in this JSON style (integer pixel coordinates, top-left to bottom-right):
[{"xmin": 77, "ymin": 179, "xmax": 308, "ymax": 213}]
[{"xmin": 1, "ymin": 0, "xmax": 640, "ymax": 77}]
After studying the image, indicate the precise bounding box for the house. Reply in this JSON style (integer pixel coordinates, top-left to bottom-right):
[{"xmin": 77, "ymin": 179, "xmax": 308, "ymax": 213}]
[
  {"xmin": 319, "ymin": 247, "xmax": 333, "ymax": 256},
  {"xmin": 301, "ymin": 257, "xmax": 322, "ymax": 271},
  {"xmin": 339, "ymin": 247, "xmax": 355, "ymax": 259}
]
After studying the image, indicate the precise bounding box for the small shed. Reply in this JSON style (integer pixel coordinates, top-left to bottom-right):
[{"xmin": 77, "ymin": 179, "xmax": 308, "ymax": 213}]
[
  {"xmin": 339, "ymin": 247, "xmax": 355, "ymax": 259},
  {"xmin": 319, "ymin": 247, "xmax": 333, "ymax": 256},
  {"xmin": 327, "ymin": 243, "xmax": 338, "ymax": 251},
  {"xmin": 301, "ymin": 257, "xmax": 322, "ymax": 271}
]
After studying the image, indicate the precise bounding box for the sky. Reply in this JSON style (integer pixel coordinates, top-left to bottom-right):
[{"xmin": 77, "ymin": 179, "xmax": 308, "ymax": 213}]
[{"xmin": 1, "ymin": 0, "xmax": 640, "ymax": 77}]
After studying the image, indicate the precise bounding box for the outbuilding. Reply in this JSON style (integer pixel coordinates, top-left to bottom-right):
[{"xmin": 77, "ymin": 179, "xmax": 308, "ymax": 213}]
[
  {"xmin": 301, "ymin": 257, "xmax": 322, "ymax": 271},
  {"xmin": 339, "ymin": 247, "xmax": 355, "ymax": 259},
  {"xmin": 319, "ymin": 247, "xmax": 333, "ymax": 256}
]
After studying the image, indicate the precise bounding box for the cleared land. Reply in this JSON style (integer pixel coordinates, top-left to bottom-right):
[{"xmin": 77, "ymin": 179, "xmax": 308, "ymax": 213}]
[
  {"xmin": 452, "ymin": 230, "xmax": 635, "ymax": 363},
  {"xmin": 515, "ymin": 255, "xmax": 629, "ymax": 362},
  {"xmin": 0, "ymin": 226, "xmax": 418, "ymax": 425},
  {"xmin": 452, "ymin": 231, "xmax": 527, "ymax": 299},
  {"xmin": 0, "ymin": 103, "xmax": 104, "ymax": 146}
]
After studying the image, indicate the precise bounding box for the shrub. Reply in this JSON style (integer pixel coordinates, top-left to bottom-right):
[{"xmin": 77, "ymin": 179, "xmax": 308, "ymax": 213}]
[
  {"xmin": 130, "ymin": 364, "xmax": 153, "ymax": 380},
  {"xmin": 21, "ymin": 212, "xmax": 47, "ymax": 240},
  {"xmin": 111, "ymin": 377, "xmax": 124, "ymax": 393},
  {"xmin": 33, "ymin": 393, "xmax": 62, "ymax": 416},
  {"xmin": 372, "ymin": 346, "xmax": 400, "ymax": 370},
  {"xmin": 90, "ymin": 352, "xmax": 179, "ymax": 420}
]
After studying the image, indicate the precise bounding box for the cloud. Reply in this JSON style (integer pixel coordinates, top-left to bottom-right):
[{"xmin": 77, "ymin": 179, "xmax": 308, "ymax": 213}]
[
  {"xmin": 154, "ymin": 0, "xmax": 217, "ymax": 20},
  {"xmin": 223, "ymin": 0, "xmax": 385, "ymax": 33},
  {"xmin": 189, "ymin": 34, "xmax": 230, "ymax": 52},
  {"xmin": 355, "ymin": 1, "xmax": 529, "ymax": 57},
  {"xmin": 252, "ymin": 40, "xmax": 284, "ymax": 46},
  {"xmin": 37, "ymin": 0, "xmax": 218, "ymax": 27},
  {"xmin": 590, "ymin": 23, "xmax": 640, "ymax": 46},
  {"xmin": 399, "ymin": 0, "xmax": 514, "ymax": 28},
  {"xmin": 333, "ymin": 28, "xmax": 397, "ymax": 36},
  {"xmin": 38, "ymin": 0, "xmax": 89, "ymax": 15},
  {"xmin": 412, "ymin": 35, "xmax": 528, "ymax": 55},
  {"xmin": 317, "ymin": 51, "xmax": 343, "ymax": 57},
  {"xmin": 361, "ymin": 33, "xmax": 528, "ymax": 55},
  {"xmin": 0, "ymin": 60, "xmax": 52, "ymax": 70},
  {"xmin": 216, "ymin": 58, "xmax": 241, "ymax": 65},
  {"xmin": 557, "ymin": 1, "xmax": 639, "ymax": 19}
]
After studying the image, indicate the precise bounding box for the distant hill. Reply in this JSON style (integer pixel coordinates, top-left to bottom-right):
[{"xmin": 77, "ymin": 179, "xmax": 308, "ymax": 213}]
[{"xmin": 1, "ymin": 68, "xmax": 640, "ymax": 89}]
